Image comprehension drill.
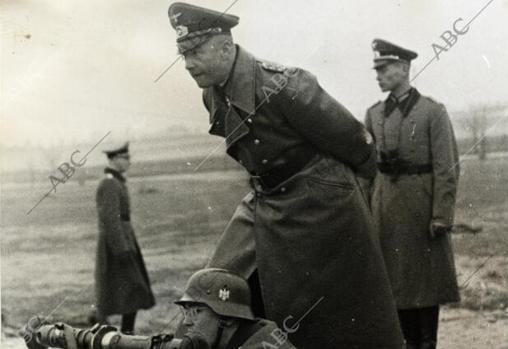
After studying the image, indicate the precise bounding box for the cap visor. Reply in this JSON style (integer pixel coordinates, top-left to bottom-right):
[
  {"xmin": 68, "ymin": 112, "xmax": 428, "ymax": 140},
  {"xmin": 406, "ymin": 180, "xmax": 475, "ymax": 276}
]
[{"xmin": 373, "ymin": 59, "xmax": 397, "ymax": 69}]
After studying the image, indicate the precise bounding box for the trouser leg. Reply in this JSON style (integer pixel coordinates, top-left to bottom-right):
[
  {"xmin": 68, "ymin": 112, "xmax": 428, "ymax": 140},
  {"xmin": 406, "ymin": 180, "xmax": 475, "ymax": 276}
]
[
  {"xmin": 418, "ymin": 306, "xmax": 440, "ymax": 349},
  {"xmin": 247, "ymin": 269, "xmax": 266, "ymax": 318},
  {"xmin": 121, "ymin": 312, "xmax": 137, "ymax": 334},
  {"xmin": 397, "ymin": 309, "xmax": 420, "ymax": 349},
  {"xmin": 206, "ymin": 192, "xmax": 257, "ymax": 279}
]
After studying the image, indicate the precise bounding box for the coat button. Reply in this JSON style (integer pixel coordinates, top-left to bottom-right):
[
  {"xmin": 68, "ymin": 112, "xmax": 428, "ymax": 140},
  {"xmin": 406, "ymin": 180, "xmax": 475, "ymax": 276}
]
[
  {"xmin": 280, "ymin": 187, "xmax": 286, "ymax": 193},
  {"xmin": 261, "ymin": 159, "xmax": 268, "ymax": 165},
  {"xmin": 254, "ymin": 139, "xmax": 260, "ymax": 145},
  {"xmin": 247, "ymin": 118, "xmax": 253, "ymax": 123}
]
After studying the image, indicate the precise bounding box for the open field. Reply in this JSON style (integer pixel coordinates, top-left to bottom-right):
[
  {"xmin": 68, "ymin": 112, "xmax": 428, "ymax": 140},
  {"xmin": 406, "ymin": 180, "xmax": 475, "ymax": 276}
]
[{"xmin": 1, "ymin": 157, "xmax": 507, "ymax": 348}]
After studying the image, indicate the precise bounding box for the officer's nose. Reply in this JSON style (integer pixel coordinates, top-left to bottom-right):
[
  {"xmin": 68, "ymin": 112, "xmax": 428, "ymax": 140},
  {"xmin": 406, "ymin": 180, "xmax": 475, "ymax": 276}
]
[{"xmin": 184, "ymin": 57, "xmax": 196, "ymax": 72}]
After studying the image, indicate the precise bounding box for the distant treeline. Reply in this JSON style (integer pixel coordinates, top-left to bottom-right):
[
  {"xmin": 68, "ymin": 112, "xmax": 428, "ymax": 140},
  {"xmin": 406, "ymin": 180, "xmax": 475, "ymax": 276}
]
[
  {"xmin": 457, "ymin": 134, "xmax": 508, "ymax": 156},
  {"xmin": 2, "ymin": 154, "xmax": 242, "ymax": 185}
]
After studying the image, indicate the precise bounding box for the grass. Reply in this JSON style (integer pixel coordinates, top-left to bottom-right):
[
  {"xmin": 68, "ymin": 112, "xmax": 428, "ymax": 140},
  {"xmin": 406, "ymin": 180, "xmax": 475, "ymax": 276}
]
[{"xmin": 1, "ymin": 156, "xmax": 507, "ymax": 338}]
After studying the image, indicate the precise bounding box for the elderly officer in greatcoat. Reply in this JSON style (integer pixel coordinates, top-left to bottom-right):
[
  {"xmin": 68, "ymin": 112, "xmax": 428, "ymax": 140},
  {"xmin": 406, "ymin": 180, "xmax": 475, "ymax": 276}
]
[
  {"xmin": 166, "ymin": 3, "xmax": 404, "ymax": 348},
  {"xmin": 95, "ymin": 142, "xmax": 155, "ymax": 333},
  {"xmin": 365, "ymin": 39, "xmax": 460, "ymax": 349}
]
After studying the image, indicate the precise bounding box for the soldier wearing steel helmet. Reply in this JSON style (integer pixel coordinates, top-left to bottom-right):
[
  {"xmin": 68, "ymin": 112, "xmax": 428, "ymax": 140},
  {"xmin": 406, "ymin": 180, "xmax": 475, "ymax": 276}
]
[{"xmin": 175, "ymin": 268, "xmax": 297, "ymax": 349}]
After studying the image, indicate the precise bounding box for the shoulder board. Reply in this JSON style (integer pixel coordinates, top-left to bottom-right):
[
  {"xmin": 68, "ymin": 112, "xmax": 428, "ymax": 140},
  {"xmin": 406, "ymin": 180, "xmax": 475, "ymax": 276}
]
[
  {"xmin": 258, "ymin": 59, "xmax": 287, "ymax": 73},
  {"xmin": 368, "ymin": 101, "xmax": 382, "ymax": 110}
]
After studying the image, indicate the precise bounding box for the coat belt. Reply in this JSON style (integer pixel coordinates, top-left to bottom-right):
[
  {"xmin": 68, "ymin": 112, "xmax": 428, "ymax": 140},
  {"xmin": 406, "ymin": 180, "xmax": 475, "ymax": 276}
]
[{"xmin": 251, "ymin": 149, "xmax": 316, "ymax": 190}]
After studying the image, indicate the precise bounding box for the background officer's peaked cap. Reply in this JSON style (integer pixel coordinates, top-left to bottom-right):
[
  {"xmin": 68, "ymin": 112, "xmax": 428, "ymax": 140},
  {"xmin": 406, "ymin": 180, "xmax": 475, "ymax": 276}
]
[
  {"xmin": 168, "ymin": 2, "xmax": 239, "ymax": 43},
  {"xmin": 372, "ymin": 38, "xmax": 418, "ymax": 68},
  {"xmin": 103, "ymin": 142, "xmax": 129, "ymax": 159}
]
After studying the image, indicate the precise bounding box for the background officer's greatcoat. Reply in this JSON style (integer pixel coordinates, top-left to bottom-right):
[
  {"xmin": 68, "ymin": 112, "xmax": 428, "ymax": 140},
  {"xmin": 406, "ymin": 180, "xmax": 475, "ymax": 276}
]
[
  {"xmin": 95, "ymin": 168, "xmax": 155, "ymax": 316},
  {"xmin": 205, "ymin": 46, "xmax": 404, "ymax": 348},
  {"xmin": 365, "ymin": 91, "xmax": 460, "ymax": 309}
]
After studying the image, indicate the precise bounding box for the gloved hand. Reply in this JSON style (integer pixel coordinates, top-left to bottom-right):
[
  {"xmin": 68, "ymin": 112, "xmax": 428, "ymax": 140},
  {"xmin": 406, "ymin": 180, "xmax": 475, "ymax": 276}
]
[
  {"xmin": 19, "ymin": 316, "xmax": 48, "ymax": 349},
  {"xmin": 429, "ymin": 221, "xmax": 451, "ymax": 239},
  {"xmin": 180, "ymin": 332, "xmax": 211, "ymax": 349}
]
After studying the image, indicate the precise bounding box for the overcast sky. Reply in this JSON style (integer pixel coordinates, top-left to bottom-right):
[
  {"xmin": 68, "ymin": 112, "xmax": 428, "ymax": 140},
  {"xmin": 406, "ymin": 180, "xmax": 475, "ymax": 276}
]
[{"xmin": 2, "ymin": 0, "xmax": 508, "ymax": 147}]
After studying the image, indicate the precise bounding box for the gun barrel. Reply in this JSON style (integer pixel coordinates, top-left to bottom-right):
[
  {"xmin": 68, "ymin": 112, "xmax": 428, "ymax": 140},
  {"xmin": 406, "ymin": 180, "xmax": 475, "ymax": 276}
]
[{"xmin": 32, "ymin": 323, "xmax": 181, "ymax": 349}]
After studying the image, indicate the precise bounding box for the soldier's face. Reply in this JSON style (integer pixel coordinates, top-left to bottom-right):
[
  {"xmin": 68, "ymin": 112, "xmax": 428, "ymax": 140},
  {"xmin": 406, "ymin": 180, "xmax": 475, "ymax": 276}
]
[
  {"xmin": 375, "ymin": 63, "xmax": 407, "ymax": 92},
  {"xmin": 182, "ymin": 38, "xmax": 231, "ymax": 88},
  {"xmin": 111, "ymin": 154, "xmax": 131, "ymax": 173},
  {"xmin": 181, "ymin": 304, "xmax": 221, "ymax": 346}
]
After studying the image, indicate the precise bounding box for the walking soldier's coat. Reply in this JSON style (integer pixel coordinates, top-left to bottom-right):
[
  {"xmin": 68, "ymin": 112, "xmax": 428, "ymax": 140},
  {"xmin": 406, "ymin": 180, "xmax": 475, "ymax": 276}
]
[
  {"xmin": 365, "ymin": 89, "xmax": 461, "ymax": 309},
  {"xmin": 95, "ymin": 167, "xmax": 155, "ymax": 317}
]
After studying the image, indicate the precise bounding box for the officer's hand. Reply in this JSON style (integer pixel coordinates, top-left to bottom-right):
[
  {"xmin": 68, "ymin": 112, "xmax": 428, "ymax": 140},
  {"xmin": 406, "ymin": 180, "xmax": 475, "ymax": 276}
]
[{"xmin": 429, "ymin": 222, "xmax": 451, "ymax": 239}]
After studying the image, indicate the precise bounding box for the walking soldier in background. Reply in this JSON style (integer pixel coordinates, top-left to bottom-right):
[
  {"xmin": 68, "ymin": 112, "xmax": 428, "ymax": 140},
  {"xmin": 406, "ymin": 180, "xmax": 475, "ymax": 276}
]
[
  {"xmin": 167, "ymin": 3, "xmax": 404, "ymax": 348},
  {"xmin": 365, "ymin": 39, "xmax": 460, "ymax": 349},
  {"xmin": 95, "ymin": 142, "xmax": 155, "ymax": 333}
]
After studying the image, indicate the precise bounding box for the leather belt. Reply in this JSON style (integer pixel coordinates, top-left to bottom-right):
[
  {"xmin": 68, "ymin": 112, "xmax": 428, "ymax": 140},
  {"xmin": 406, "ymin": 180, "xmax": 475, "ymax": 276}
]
[
  {"xmin": 251, "ymin": 149, "xmax": 316, "ymax": 190},
  {"xmin": 378, "ymin": 163, "xmax": 433, "ymax": 176}
]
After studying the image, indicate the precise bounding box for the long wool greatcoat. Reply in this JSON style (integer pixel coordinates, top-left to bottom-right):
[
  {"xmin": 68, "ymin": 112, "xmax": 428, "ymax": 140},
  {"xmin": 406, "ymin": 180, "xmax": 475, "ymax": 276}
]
[
  {"xmin": 204, "ymin": 46, "xmax": 404, "ymax": 348},
  {"xmin": 95, "ymin": 168, "xmax": 155, "ymax": 316},
  {"xmin": 365, "ymin": 90, "xmax": 460, "ymax": 309}
]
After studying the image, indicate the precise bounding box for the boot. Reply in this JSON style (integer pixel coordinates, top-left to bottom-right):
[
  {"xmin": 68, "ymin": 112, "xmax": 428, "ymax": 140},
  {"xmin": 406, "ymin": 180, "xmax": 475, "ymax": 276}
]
[{"xmin": 418, "ymin": 306, "xmax": 439, "ymax": 349}]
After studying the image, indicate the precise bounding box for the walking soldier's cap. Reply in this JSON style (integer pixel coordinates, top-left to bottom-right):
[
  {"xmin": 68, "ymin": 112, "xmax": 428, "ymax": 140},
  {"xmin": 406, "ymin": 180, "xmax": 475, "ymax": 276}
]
[
  {"xmin": 372, "ymin": 38, "xmax": 418, "ymax": 68},
  {"xmin": 103, "ymin": 142, "xmax": 129, "ymax": 159},
  {"xmin": 168, "ymin": 2, "xmax": 239, "ymax": 54}
]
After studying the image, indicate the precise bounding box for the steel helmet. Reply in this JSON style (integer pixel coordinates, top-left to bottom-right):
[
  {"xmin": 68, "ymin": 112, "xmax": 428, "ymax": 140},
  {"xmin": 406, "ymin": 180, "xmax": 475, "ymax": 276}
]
[{"xmin": 175, "ymin": 268, "xmax": 254, "ymax": 320}]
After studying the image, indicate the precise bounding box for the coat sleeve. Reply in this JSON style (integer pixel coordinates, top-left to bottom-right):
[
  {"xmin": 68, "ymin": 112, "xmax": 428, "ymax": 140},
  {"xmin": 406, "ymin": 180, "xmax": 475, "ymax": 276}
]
[
  {"xmin": 276, "ymin": 68, "xmax": 377, "ymax": 179},
  {"xmin": 430, "ymin": 104, "xmax": 460, "ymax": 226},
  {"xmin": 96, "ymin": 179, "xmax": 132, "ymax": 256},
  {"xmin": 364, "ymin": 109, "xmax": 375, "ymax": 142}
]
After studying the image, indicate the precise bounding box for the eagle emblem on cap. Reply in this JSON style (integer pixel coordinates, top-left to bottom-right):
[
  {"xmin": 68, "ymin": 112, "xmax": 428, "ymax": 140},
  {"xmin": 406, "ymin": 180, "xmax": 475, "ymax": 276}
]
[
  {"xmin": 169, "ymin": 12, "xmax": 182, "ymax": 24},
  {"xmin": 218, "ymin": 287, "xmax": 230, "ymax": 301}
]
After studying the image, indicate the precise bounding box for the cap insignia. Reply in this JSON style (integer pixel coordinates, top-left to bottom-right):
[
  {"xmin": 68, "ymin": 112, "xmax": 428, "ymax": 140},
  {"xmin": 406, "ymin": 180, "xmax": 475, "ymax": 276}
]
[{"xmin": 170, "ymin": 12, "xmax": 182, "ymax": 24}]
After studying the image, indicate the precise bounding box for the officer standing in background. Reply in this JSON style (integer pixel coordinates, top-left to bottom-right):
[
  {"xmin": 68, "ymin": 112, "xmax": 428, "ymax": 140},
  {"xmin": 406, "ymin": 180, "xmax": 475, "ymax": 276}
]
[
  {"xmin": 95, "ymin": 142, "xmax": 155, "ymax": 333},
  {"xmin": 167, "ymin": 3, "xmax": 404, "ymax": 348},
  {"xmin": 365, "ymin": 39, "xmax": 460, "ymax": 349}
]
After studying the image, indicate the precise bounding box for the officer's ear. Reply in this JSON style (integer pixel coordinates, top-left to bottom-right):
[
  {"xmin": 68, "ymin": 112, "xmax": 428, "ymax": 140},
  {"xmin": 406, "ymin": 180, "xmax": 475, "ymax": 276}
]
[
  {"xmin": 220, "ymin": 35, "xmax": 234, "ymax": 56},
  {"xmin": 400, "ymin": 62, "xmax": 410, "ymax": 74}
]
